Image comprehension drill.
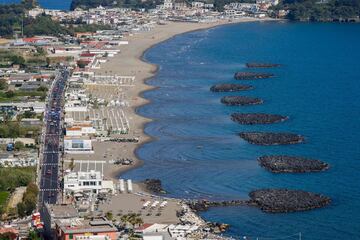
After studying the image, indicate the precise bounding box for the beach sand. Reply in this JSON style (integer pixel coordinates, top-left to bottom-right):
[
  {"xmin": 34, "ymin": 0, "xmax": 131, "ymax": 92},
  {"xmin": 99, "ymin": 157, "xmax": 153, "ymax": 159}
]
[
  {"xmin": 90, "ymin": 18, "xmax": 273, "ymax": 179},
  {"xmin": 65, "ymin": 18, "xmax": 273, "ymax": 224}
]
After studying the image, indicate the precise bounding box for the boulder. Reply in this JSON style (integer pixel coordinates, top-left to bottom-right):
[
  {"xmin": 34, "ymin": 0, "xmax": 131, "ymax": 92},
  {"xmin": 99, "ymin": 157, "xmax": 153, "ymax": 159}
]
[
  {"xmin": 258, "ymin": 155, "xmax": 329, "ymax": 173},
  {"xmin": 239, "ymin": 132, "xmax": 304, "ymax": 145},
  {"xmin": 221, "ymin": 96, "xmax": 263, "ymax": 106},
  {"xmin": 249, "ymin": 189, "xmax": 331, "ymax": 213},
  {"xmin": 231, "ymin": 113, "xmax": 288, "ymax": 124},
  {"xmin": 210, "ymin": 83, "xmax": 253, "ymax": 92},
  {"xmin": 234, "ymin": 72, "xmax": 274, "ymax": 80}
]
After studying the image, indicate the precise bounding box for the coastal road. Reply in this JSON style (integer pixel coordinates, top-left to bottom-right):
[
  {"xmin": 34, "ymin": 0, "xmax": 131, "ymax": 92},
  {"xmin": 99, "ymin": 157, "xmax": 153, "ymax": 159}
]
[{"xmin": 39, "ymin": 69, "xmax": 68, "ymax": 206}]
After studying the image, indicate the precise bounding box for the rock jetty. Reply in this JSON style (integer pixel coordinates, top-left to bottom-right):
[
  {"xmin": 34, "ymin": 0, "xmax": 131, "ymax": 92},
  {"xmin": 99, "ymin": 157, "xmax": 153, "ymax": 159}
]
[
  {"xmin": 143, "ymin": 179, "xmax": 166, "ymax": 194},
  {"xmin": 234, "ymin": 72, "xmax": 274, "ymax": 80},
  {"xmin": 187, "ymin": 199, "xmax": 250, "ymax": 212},
  {"xmin": 239, "ymin": 132, "xmax": 304, "ymax": 145},
  {"xmin": 249, "ymin": 189, "xmax": 331, "ymax": 213},
  {"xmin": 246, "ymin": 63, "xmax": 281, "ymax": 68},
  {"xmin": 221, "ymin": 96, "xmax": 263, "ymax": 106},
  {"xmin": 231, "ymin": 113, "xmax": 288, "ymax": 125},
  {"xmin": 210, "ymin": 83, "xmax": 253, "ymax": 92},
  {"xmin": 258, "ymin": 155, "xmax": 329, "ymax": 173}
]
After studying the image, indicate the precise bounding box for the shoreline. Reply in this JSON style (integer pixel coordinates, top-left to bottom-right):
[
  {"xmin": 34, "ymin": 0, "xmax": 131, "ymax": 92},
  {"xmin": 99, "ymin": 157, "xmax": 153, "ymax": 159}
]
[{"xmin": 98, "ymin": 17, "xmax": 279, "ymax": 180}]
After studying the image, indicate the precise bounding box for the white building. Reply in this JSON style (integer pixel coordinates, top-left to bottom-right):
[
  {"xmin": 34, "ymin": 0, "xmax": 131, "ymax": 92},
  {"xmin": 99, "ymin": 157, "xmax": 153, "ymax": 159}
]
[
  {"xmin": 192, "ymin": 2, "xmax": 205, "ymax": 8},
  {"xmin": 64, "ymin": 170, "xmax": 114, "ymax": 195},
  {"xmin": 163, "ymin": 0, "xmax": 173, "ymax": 9},
  {"xmin": 64, "ymin": 139, "xmax": 93, "ymax": 153},
  {"xmin": 66, "ymin": 125, "xmax": 96, "ymax": 137}
]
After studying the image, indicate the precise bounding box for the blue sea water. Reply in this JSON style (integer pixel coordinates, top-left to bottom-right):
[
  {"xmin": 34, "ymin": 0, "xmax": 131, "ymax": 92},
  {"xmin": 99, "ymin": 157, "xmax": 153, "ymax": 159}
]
[
  {"xmin": 122, "ymin": 22, "xmax": 360, "ymax": 239},
  {"xmin": 0, "ymin": 0, "xmax": 71, "ymax": 10}
]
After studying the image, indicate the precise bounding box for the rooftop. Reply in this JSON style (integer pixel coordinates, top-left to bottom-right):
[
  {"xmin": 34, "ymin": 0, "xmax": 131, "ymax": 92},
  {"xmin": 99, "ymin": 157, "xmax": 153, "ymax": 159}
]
[
  {"xmin": 56, "ymin": 217, "xmax": 117, "ymax": 234},
  {"xmin": 45, "ymin": 204, "xmax": 79, "ymax": 219}
]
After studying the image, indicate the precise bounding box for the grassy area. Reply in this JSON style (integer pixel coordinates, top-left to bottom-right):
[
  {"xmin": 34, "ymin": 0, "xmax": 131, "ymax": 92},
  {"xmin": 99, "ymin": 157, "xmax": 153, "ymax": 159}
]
[
  {"xmin": 0, "ymin": 122, "xmax": 41, "ymax": 138},
  {"xmin": 0, "ymin": 167, "xmax": 36, "ymax": 192},
  {"xmin": 0, "ymin": 90, "xmax": 46, "ymax": 102},
  {"xmin": 0, "ymin": 191, "xmax": 9, "ymax": 207}
]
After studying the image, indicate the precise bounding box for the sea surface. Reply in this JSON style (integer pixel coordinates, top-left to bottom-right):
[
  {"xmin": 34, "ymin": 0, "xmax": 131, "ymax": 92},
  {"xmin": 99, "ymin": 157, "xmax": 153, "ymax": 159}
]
[
  {"xmin": 0, "ymin": 0, "xmax": 71, "ymax": 10},
  {"xmin": 122, "ymin": 22, "xmax": 360, "ymax": 239}
]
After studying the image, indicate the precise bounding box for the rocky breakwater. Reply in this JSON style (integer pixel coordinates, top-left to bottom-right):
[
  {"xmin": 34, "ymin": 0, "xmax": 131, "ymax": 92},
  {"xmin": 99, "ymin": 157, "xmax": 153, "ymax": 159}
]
[
  {"xmin": 231, "ymin": 113, "xmax": 288, "ymax": 125},
  {"xmin": 210, "ymin": 83, "xmax": 253, "ymax": 92},
  {"xmin": 234, "ymin": 72, "xmax": 274, "ymax": 80},
  {"xmin": 143, "ymin": 179, "xmax": 166, "ymax": 194},
  {"xmin": 239, "ymin": 132, "xmax": 304, "ymax": 145},
  {"xmin": 258, "ymin": 155, "xmax": 329, "ymax": 173},
  {"xmin": 221, "ymin": 96, "xmax": 263, "ymax": 106},
  {"xmin": 246, "ymin": 63, "xmax": 281, "ymax": 68},
  {"xmin": 249, "ymin": 189, "xmax": 331, "ymax": 213},
  {"xmin": 187, "ymin": 199, "xmax": 250, "ymax": 212}
]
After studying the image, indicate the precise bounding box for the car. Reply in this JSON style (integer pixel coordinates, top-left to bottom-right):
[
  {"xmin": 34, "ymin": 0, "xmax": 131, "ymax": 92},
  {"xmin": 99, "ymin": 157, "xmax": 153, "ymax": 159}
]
[{"xmin": 46, "ymin": 169, "xmax": 52, "ymax": 175}]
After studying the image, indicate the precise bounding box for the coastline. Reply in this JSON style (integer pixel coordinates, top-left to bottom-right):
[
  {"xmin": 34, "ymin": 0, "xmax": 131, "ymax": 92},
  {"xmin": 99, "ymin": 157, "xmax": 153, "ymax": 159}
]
[{"xmin": 95, "ymin": 17, "xmax": 278, "ymax": 181}]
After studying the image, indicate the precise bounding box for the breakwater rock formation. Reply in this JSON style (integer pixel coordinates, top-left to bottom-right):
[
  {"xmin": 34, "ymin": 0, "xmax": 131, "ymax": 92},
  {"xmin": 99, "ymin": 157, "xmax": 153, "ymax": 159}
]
[
  {"xmin": 234, "ymin": 72, "xmax": 274, "ymax": 80},
  {"xmin": 231, "ymin": 113, "xmax": 288, "ymax": 125},
  {"xmin": 210, "ymin": 83, "xmax": 253, "ymax": 92},
  {"xmin": 187, "ymin": 199, "xmax": 250, "ymax": 212},
  {"xmin": 239, "ymin": 132, "xmax": 304, "ymax": 145},
  {"xmin": 143, "ymin": 179, "xmax": 166, "ymax": 194},
  {"xmin": 246, "ymin": 63, "xmax": 281, "ymax": 68},
  {"xmin": 221, "ymin": 96, "xmax": 263, "ymax": 106},
  {"xmin": 258, "ymin": 155, "xmax": 329, "ymax": 173},
  {"xmin": 249, "ymin": 189, "xmax": 331, "ymax": 213}
]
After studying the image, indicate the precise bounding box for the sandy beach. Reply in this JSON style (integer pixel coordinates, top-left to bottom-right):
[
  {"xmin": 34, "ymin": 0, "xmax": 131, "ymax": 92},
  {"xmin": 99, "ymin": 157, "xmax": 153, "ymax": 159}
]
[
  {"xmin": 87, "ymin": 18, "xmax": 274, "ymax": 180},
  {"xmin": 64, "ymin": 17, "xmax": 274, "ymax": 225}
]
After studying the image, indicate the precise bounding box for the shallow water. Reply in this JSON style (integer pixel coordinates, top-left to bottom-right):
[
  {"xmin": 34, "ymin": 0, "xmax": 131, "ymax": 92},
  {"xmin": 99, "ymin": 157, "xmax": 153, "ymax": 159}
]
[{"xmin": 123, "ymin": 22, "xmax": 360, "ymax": 239}]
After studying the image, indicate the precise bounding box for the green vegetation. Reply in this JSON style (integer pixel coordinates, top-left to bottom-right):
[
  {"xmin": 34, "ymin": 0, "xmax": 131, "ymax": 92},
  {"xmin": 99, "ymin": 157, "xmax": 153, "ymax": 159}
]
[
  {"xmin": 28, "ymin": 231, "xmax": 41, "ymax": 240},
  {"xmin": 0, "ymin": 121, "xmax": 41, "ymax": 138},
  {"xmin": 0, "ymin": 167, "xmax": 36, "ymax": 192},
  {"xmin": 274, "ymin": 0, "xmax": 360, "ymax": 21},
  {"xmin": 0, "ymin": 90, "xmax": 46, "ymax": 102},
  {"xmin": 23, "ymin": 15, "xmax": 70, "ymax": 37},
  {"xmin": 120, "ymin": 213, "xmax": 144, "ymax": 227},
  {"xmin": 17, "ymin": 182, "xmax": 38, "ymax": 217},
  {"xmin": 0, "ymin": 191, "xmax": 10, "ymax": 209},
  {"xmin": 0, "ymin": 0, "xmax": 39, "ymax": 37},
  {"xmin": 0, "ymin": 50, "xmax": 26, "ymax": 68},
  {"xmin": 0, "ymin": 49, "xmax": 48, "ymax": 69},
  {"xmin": 0, "ymin": 0, "xmax": 69, "ymax": 38}
]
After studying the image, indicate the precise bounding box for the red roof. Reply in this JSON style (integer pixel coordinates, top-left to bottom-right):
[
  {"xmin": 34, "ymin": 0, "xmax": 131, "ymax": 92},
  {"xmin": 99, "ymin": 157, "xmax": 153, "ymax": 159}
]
[
  {"xmin": 136, "ymin": 223, "xmax": 153, "ymax": 231},
  {"xmin": 80, "ymin": 53, "xmax": 96, "ymax": 57}
]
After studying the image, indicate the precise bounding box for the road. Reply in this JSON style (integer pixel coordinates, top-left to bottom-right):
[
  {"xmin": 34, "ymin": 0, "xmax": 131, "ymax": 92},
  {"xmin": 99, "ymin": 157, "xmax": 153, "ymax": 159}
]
[{"xmin": 38, "ymin": 69, "xmax": 68, "ymax": 205}]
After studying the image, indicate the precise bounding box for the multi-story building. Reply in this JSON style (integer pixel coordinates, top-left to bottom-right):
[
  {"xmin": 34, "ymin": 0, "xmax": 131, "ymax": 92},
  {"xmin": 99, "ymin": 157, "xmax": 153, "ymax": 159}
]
[
  {"xmin": 64, "ymin": 170, "xmax": 115, "ymax": 195},
  {"xmin": 43, "ymin": 204, "xmax": 79, "ymax": 239},
  {"xmin": 55, "ymin": 217, "xmax": 118, "ymax": 240}
]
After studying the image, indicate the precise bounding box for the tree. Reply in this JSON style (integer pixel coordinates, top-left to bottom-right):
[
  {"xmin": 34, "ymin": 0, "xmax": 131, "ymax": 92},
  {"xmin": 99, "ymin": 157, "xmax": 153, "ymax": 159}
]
[
  {"xmin": 4, "ymin": 90, "xmax": 15, "ymax": 98},
  {"xmin": 37, "ymin": 86, "xmax": 48, "ymax": 92},
  {"xmin": 0, "ymin": 79, "xmax": 7, "ymax": 90},
  {"xmin": 105, "ymin": 211, "xmax": 113, "ymax": 221},
  {"xmin": 17, "ymin": 202, "xmax": 27, "ymax": 218},
  {"xmin": 28, "ymin": 231, "xmax": 41, "ymax": 240},
  {"xmin": 14, "ymin": 141, "xmax": 25, "ymax": 151}
]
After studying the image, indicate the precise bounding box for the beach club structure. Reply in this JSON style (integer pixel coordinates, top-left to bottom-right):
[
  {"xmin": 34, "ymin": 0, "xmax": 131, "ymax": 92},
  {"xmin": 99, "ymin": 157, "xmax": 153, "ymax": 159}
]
[{"xmin": 64, "ymin": 170, "xmax": 115, "ymax": 195}]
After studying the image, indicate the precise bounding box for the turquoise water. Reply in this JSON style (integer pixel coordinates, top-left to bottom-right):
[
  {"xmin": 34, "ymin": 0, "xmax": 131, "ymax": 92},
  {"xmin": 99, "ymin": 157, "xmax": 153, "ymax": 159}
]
[
  {"xmin": 123, "ymin": 22, "xmax": 360, "ymax": 239},
  {"xmin": 0, "ymin": 0, "xmax": 71, "ymax": 9}
]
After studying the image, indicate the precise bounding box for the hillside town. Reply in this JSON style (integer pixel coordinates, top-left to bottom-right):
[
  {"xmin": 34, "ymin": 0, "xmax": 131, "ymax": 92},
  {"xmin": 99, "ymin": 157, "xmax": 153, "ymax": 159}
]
[{"xmin": 0, "ymin": 0, "xmax": 281, "ymax": 239}]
